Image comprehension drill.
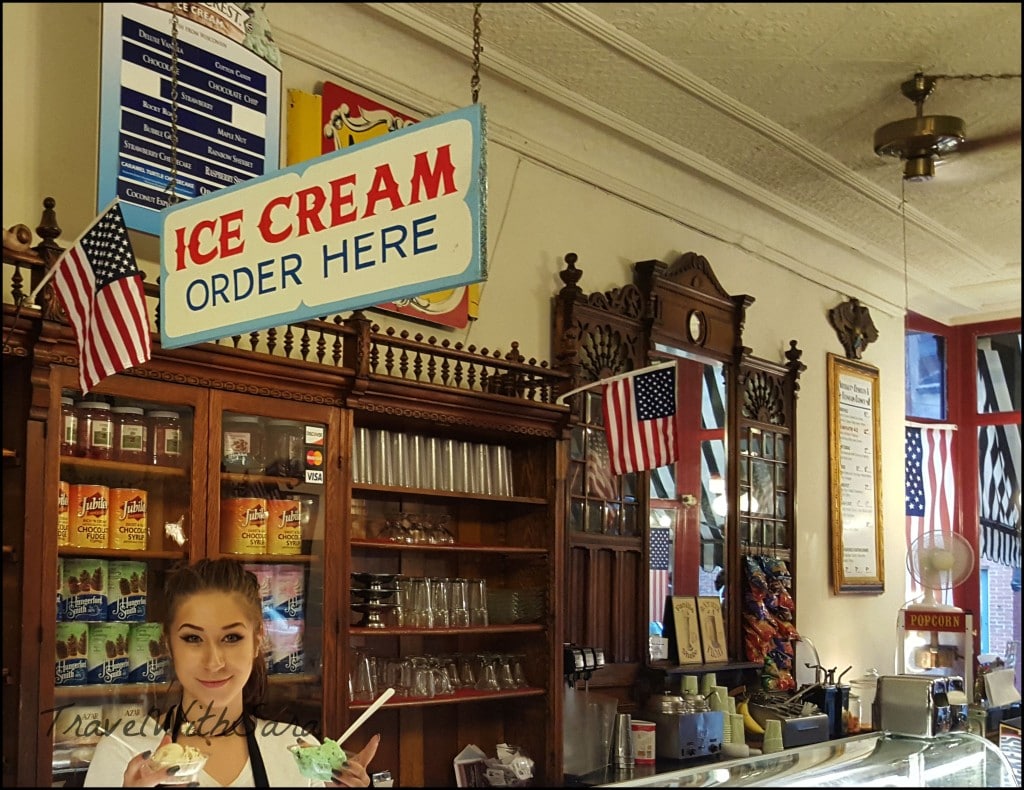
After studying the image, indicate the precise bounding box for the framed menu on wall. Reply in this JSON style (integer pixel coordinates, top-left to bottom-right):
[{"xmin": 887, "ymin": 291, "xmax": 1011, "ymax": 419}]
[{"xmin": 827, "ymin": 353, "xmax": 885, "ymax": 593}]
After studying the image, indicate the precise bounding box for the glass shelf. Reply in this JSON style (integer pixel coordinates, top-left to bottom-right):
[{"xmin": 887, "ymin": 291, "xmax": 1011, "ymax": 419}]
[{"xmin": 351, "ymin": 538, "xmax": 547, "ymax": 556}]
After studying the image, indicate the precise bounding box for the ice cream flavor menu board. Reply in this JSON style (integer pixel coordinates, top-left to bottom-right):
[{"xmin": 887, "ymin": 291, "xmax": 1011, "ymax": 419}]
[
  {"xmin": 827, "ymin": 353, "xmax": 884, "ymax": 594},
  {"xmin": 98, "ymin": 3, "xmax": 281, "ymax": 235}
]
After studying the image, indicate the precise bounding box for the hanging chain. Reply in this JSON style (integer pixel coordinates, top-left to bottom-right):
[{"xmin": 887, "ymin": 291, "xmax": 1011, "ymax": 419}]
[
  {"xmin": 470, "ymin": 2, "xmax": 482, "ymax": 104},
  {"xmin": 927, "ymin": 72, "xmax": 1021, "ymax": 82},
  {"xmin": 166, "ymin": 7, "xmax": 181, "ymax": 205}
]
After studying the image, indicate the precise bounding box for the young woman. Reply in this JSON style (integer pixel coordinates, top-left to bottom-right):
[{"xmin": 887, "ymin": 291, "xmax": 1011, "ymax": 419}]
[{"xmin": 85, "ymin": 558, "xmax": 379, "ymax": 787}]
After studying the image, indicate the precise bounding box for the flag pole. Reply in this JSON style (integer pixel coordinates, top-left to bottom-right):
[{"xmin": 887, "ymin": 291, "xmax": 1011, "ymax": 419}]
[
  {"xmin": 26, "ymin": 198, "xmax": 122, "ymax": 303},
  {"xmin": 555, "ymin": 359, "xmax": 676, "ymax": 406}
]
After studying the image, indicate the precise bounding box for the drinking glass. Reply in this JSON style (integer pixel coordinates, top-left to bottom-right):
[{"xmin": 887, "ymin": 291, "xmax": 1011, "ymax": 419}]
[
  {"xmin": 458, "ymin": 653, "xmax": 477, "ymax": 688},
  {"xmin": 468, "ymin": 578, "xmax": 489, "ymax": 626},
  {"xmin": 411, "ymin": 656, "xmax": 436, "ymax": 699},
  {"xmin": 369, "ymin": 429, "xmax": 394, "ymax": 486},
  {"xmin": 431, "ymin": 577, "xmax": 451, "ymax": 627},
  {"xmin": 456, "ymin": 440, "xmax": 473, "ymax": 493},
  {"xmin": 408, "ymin": 434, "xmax": 425, "ymax": 489},
  {"xmin": 497, "ymin": 654, "xmax": 517, "ymax": 689},
  {"xmin": 440, "ymin": 438, "xmax": 457, "ymax": 491},
  {"xmin": 421, "ymin": 436, "xmax": 441, "ymax": 490},
  {"xmin": 475, "ymin": 654, "xmax": 501, "ymax": 692},
  {"xmin": 390, "ymin": 431, "xmax": 410, "ymax": 488},
  {"xmin": 409, "ymin": 577, "xmax": 434, "ymax": 628},
  {"xmin": 475, "ymin": 443, "xmax": 493, "ymax": 495},
  {"xmin": 450, "ymin": 578, "xmax": 470, "ymax": 627},
  {"xmin": 489, "ymin": 444, "xmax": 513, "ymax": 496},
  {"xmin": 352, "ymin": 426, "xmax": 371, "ymax": 484},
  {"xmin": 351, "ymin": 652, "xmax": 377, "ymax": 703}
]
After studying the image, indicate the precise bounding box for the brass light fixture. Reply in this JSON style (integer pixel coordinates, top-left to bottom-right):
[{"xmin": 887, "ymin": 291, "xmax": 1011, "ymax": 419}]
[{"xmin": 873, "ymin": 73, "xmax": 965, "ymax": 183}]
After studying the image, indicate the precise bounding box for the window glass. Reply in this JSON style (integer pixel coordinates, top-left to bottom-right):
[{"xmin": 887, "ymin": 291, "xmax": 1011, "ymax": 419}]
[
  {"xmin": 977, "ymin": 332, "xmax": 1022, "ymax": 413},
  {"xmin": 906, "ymin": 331, "xmax": 947, "ymax": 420}
]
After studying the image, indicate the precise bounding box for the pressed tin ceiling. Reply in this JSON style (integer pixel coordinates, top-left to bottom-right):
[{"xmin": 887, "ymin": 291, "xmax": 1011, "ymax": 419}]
[{"xmin": 372, "ymin": 3, "xmax": 1021, "ymax": 323}]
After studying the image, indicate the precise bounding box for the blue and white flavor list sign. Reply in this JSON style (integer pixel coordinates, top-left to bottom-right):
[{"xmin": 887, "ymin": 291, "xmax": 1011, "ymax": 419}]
[{"xmin": 98, "ymin": 3, "xmax": 281, "ymax": 235}]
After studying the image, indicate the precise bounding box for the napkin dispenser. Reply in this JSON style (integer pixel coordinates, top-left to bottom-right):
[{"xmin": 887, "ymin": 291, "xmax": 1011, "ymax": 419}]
[{"xmin": 874, "ymin": 674, "xmax": 970, "ymax": 737}]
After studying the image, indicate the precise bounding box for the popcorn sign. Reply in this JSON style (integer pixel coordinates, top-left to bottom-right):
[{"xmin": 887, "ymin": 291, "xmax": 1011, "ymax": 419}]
[{"xmin": 161, "ymin": 104, "xmax": 486, "ymax": 349}]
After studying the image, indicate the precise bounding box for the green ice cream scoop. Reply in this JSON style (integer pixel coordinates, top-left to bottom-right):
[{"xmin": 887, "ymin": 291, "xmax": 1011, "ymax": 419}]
[{"xmin": 291, "ymin": 737, "xmax": 348, "ymax": 782}]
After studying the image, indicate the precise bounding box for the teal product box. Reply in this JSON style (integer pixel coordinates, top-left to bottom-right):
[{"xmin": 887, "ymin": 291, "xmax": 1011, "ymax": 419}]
[
  {"xmin": 55, "ymin": 622, "xmax": 89, "ymax": 686},
  {"xmin": 62, "ymin": 558, "xmax": 108, "ymax": 621},
  {"xmin": 87, "ymin": 622, "xmax": 130, "ymax": 684},
  {"xmin": 127, "ymin": 622, "xmax": 169, "ymax": 683},
  {"xmin": 107, "ymin": 560, "xmax": 147, "ymax": 622}
]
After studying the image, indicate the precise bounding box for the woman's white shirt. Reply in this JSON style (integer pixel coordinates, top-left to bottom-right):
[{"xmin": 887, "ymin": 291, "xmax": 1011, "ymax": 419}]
[{"xmin": 82, "ymin": 716, "xmax": 325, "ymax": 787}]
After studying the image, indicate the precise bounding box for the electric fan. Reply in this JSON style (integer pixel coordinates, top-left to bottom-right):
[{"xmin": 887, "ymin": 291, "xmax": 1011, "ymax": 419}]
[
  {"xmin": 905, "ymin": 531, "xmax": 975, "ymax": 611},
  {"xmin": 899, "ymin": 531, "xmax": 976, "ymax": 685}
]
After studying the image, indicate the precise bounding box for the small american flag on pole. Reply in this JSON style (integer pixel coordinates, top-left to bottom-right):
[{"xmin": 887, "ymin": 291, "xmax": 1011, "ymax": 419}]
[
  {"xmin": 602, "ymin": 363, "xmax": 678, "ymax": 475},
  {"xmin": 50, "ymin": 201, "xmax": 152, "ymax": 393}
]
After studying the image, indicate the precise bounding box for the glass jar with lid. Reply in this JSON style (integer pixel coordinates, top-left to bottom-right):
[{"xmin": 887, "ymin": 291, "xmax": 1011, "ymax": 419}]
[
  {"xmin": 60, "ymin": 396, "xmax": 79, "ymax": 457},
  {"xmin": 75, "ymin": 401, "xmax": 114, "ymax": 460},
  {"xmin": 266, "ymin": 419, "xmax": 304, "ymax": 477},
  {"xmin": 112, "ymin": 406, "xmax": 148, "ymax": 463},
  {"xmin": 148, "ymin": 410, "xmax": 183, "ymax": 467},
  {"xmin": 222, "ymin": 414, "xmax": 265, "ymax": 474}
]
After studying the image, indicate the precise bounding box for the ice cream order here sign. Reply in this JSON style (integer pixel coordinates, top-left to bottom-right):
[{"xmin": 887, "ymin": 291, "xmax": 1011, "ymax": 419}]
[{"xmin": 160, "ymin": 104, "xmax": 486, "ymax": 349}]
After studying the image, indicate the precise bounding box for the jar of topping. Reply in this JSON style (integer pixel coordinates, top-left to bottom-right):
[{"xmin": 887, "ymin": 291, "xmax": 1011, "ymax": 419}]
[
  {"xmin": 222, "ymin": 415, "xmax": 264, "ymax": 474},
  {"xmin": 266, "ymin": 419, "xmax": 304, "ymax": 477},
  {"xmin": 112, "ymin": 406, "xmax": 148, "ymax": 463},
  {"xmin": 60, "ymin": 397, "xmax": 79, "ymax": 457},
  {"xmin": 148, "ymin": 410, "xmax": 183, "ymax": 467},
  {"xmin": 75, "ymin": 401, "xmax": 114, "ymax": 460}
]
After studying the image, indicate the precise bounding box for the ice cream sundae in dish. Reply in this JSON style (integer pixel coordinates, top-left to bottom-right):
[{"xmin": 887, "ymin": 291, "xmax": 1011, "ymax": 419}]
[
  {"xmin": 290, "ymin": 737, "xmax": 348, "ymax": 782},
  {"xmin": 146, "ymin": 742, "xmax": 209, "ymax": 779}
]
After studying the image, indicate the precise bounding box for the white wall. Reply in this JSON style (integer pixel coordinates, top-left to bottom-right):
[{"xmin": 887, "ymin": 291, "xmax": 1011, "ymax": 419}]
[{"xmin": 2, "ymin": 3, "xmax": 911, "ymax": 682}]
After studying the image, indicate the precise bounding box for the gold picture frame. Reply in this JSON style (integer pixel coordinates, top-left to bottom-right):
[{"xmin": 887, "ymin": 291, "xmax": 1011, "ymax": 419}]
[
  {"xmin": 697, "ymin": 596, "xmax": 728, "ymax": 663},
  {"xmin": 827, "ymin": 353, "xmax": 885, "ymax": 593}
]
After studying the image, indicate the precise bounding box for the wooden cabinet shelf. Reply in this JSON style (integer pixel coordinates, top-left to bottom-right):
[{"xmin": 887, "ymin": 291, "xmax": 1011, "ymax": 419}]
[
  {"xmin": 351, "ymin": 686, "xmax": 545, "ymax": 710},
  {"xmin": 648, "ymin": 659, "xmax": 763, "ymax": 676},
  {"xmin": 352, "ymin": 483, "xmax": 547, "ymax": 506},
  {"xmin": 57, "ymin": 547, "xmax": 188, "ymax": 561},
  {"xmin": 213, "ymin": 552, "xmax": 319, "ymax": 564},
  {"xmin": 60, "ymin": 457, "xmax": 186, "ymax": 478},
  {"xmin": 220, "ymin": 471, "xmax": 304, "ymax": 489},
  {"xmin": 54, "ymin": 673, "xmax": 322, "ymax": 700},
  {"xmin": 350, "ymin": 538, "xmax": 548, "ymax": 557},
  {"xmin": 351, "ymin": 623, "xmax": 545, "ymax": 637}
]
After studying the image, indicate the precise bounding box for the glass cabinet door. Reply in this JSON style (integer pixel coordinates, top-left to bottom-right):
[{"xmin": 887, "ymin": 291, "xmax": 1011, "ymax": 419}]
[
  {"xmin": 52, "ymin": 379, "xmax": 202, "ymax": 786},
  {"xmin": 210, "ymin": 394, "xmax": 335, "ymax": 741}
]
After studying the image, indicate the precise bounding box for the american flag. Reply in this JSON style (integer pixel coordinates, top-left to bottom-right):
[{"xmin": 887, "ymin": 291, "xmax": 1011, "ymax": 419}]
[
  {"xmin": 905, "ymin": 425, "xmax": 956, "ymax": 600},
  {"xmin": 650, "ymin": 526, "xmax": 672, "ymax": 626},
  {"xmin": 602, "ymin": 364, "xmax": 678, "ymax": 476},
  {"xmin": 51, "ymin": 201, "xmax": 151, "ymax": 393}
]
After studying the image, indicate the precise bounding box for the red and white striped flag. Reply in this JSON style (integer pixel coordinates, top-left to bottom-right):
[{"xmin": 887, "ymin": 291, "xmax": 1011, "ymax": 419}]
[
  {"xmin": 50, "ymin": 201, "xmax": 152, "ymax": 393},
  {"xmin": 905, "ymin": 425, "xmax": 956, "ymax": 600},
  {"xmin": 649, "ymin": 526, "xmax": 672, "ymax": 627},
  {"xmin": 602, "ymin": 363, "xmax": 678, "ymax": 476}
]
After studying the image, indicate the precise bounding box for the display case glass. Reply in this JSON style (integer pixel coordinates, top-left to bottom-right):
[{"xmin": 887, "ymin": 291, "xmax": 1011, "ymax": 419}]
[
  {"xmin": 52, "ymin": 383, "xmax": 201, "ymax": 785},
  {"xmin": 213, "ymin": 404, "xmax": 329, "ymax": 736},
  {"xmin": 595, "ymin": 731, "xmax": 1018, "ymax": 787}
]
